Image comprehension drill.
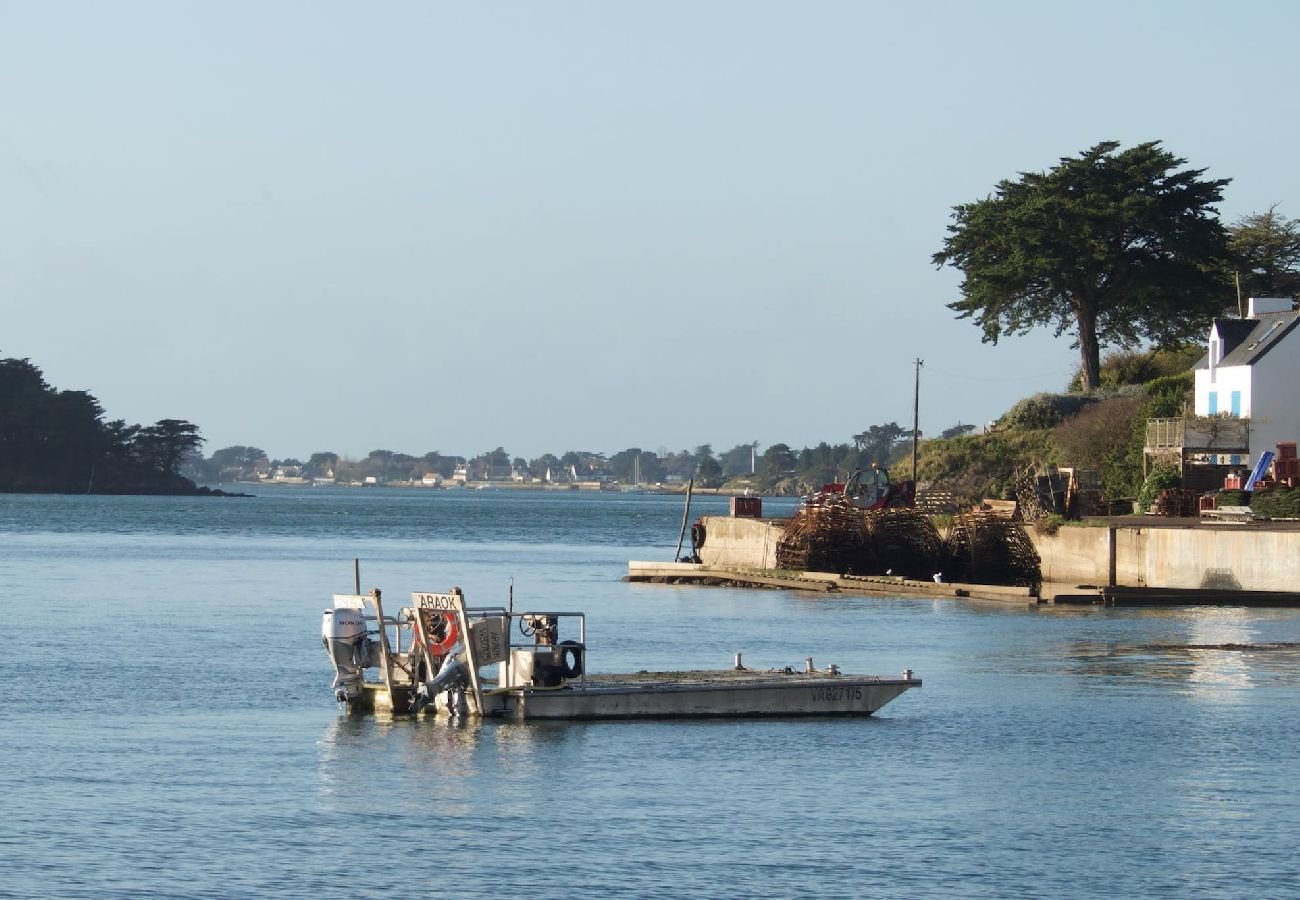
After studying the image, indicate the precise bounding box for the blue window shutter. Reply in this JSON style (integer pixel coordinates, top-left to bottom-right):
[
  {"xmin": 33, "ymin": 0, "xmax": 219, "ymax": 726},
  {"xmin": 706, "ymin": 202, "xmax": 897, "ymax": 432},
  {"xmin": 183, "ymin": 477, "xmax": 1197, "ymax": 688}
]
[
  {"xmin": 1208, "ymin": 391, "xmax": 1218, "ymax": 414},
  {"xmin": 1231, "ymin": 391, "xmax": 1241, "ymax": 416}
]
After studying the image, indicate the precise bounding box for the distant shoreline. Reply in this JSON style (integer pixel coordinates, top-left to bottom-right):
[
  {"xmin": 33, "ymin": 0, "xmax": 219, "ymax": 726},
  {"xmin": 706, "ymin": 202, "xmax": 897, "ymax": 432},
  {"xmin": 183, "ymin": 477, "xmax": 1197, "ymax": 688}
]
[{"xmin": 221, "ymin": 479, "xmax": 767, "ymax": 497}]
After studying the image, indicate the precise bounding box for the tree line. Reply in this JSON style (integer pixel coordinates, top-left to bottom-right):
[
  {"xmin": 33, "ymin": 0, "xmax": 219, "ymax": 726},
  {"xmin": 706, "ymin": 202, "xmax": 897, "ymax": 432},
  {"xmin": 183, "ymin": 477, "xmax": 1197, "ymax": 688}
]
[
  {"xmin": 0, "ymin": 355, "xmax": 941, "ymax": 497},
  {"xmin": 0, "ymin": 358, "xmax": 209, "ymax": 494},
  {"xmin": 185, "ymin": 422, "xmax": 927, "ymax": 495}
]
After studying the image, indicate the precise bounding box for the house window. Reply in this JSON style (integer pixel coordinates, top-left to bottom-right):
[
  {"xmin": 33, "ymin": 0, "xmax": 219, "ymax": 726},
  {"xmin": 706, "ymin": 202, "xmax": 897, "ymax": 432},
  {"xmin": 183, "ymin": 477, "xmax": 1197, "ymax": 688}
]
[
  {"xmin": 1230, "ymin": 391, "xmax": 1241, "ymax": 417},
  {"xmin": 1208, "ymin": 391, "xmax": 1218, "ymax": 414}
]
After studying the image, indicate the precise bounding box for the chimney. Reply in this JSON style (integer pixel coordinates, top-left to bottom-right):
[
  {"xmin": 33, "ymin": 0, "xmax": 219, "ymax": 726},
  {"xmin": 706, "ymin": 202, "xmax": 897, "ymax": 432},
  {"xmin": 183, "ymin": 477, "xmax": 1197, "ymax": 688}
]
[{"xmin": 1247, "ymin": 297, "xmax": 1294, "ymax": 317}]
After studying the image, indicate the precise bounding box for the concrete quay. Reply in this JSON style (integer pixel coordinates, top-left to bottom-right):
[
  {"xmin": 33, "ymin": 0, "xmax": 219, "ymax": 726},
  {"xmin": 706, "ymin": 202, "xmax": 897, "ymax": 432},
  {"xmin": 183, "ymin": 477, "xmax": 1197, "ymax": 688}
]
[
  {"xmin": 641, "ymin": 514, "xmax": 1300, "ymax": 606},
  {"xmin": 626, "ymin": 560, "xmax": 1040, "ymax": 603},
  {"xmin": 1034, "ymin": 518, "xmax": 1300, "ymax": 591}
]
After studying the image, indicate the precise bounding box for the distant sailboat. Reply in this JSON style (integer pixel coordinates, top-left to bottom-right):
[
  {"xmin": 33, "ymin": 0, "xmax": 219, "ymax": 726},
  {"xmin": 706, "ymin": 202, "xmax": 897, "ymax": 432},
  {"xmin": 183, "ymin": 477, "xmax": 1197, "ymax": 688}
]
[{"xmin": 622, "ymin": 453, "xmax": 645, "ymax": 493}]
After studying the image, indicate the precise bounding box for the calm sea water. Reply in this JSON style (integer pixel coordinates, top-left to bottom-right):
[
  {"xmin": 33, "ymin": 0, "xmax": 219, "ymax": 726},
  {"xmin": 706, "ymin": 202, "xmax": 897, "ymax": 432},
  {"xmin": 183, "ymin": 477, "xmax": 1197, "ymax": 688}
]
[{"xmin": 1, "ymin": 488, "xmax": 1298, "ymax": 898}]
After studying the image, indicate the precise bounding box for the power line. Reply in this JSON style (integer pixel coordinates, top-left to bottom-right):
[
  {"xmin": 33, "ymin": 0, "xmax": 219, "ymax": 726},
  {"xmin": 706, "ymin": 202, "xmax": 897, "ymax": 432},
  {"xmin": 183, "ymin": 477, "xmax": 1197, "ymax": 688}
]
[{"xmin": 922, "ymin": 363, "xmax": 1068, "ymax": 383}]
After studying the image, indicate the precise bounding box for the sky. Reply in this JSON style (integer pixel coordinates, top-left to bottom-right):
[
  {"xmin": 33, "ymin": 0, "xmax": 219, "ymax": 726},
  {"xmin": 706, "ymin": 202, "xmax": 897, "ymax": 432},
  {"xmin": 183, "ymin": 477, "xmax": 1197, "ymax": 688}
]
[{"xmin": 4, "ymin": 1, "xmax": 1299, "ymax": 462}]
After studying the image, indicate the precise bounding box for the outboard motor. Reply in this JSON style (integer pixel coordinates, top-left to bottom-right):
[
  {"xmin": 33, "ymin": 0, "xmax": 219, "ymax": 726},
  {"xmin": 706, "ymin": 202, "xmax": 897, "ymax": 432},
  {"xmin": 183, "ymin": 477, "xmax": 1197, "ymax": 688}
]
[
  {"xmin": 412, "ymin": 654, "xmax": 469, "ymax": 715},
  {"xmin": 322, "ymin": 607, "xmax": 372, "ymax": 703}
]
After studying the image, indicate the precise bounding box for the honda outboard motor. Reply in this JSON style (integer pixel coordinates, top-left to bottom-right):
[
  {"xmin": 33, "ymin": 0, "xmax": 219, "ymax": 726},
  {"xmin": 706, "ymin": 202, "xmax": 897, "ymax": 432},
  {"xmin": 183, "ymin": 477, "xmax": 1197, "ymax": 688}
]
[{"xmin": 322, "ymin": 607, "xmax": 372, "ymax": 703}]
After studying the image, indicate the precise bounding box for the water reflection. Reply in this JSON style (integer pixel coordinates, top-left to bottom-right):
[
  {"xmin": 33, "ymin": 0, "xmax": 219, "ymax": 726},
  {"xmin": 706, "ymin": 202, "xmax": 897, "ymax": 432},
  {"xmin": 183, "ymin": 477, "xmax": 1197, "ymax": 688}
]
[
  {"xmin": 1061, "ymin": 608, "xmax": 1300, "ymax": 699},
  {"xmin": 1183, "ymin": 610, "xmax": 1255, "ymax": 699},
  {"xmin": 316, "ymin": 713, "xmax": 600, "ymax": 820}
]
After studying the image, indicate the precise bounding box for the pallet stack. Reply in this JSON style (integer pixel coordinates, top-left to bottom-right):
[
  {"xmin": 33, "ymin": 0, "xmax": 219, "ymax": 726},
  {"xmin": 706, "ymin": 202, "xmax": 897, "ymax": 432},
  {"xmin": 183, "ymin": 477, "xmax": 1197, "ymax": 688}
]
[
  {"xmin": 1154, "ymin": 488, "xmax": 1199, "ymax": 517},
  {"xmin": 1274, "ymin": 441, "xmax": 1298, "ymax": 486}
]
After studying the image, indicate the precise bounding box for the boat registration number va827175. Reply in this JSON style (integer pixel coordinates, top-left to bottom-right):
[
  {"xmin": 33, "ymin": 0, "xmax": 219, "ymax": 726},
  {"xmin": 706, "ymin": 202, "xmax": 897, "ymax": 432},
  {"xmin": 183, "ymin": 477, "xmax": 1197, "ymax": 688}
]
[{"xmin": 811, "ymin": 685, "xmax": 864, "ymax": 702}]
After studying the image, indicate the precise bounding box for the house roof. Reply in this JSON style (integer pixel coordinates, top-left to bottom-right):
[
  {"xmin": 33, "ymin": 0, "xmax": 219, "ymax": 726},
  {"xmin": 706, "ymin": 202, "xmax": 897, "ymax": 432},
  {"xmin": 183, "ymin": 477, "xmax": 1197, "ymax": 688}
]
[{"xmin": 1196, "ymin": 310, "xmax": 1300, "ymax": 369}]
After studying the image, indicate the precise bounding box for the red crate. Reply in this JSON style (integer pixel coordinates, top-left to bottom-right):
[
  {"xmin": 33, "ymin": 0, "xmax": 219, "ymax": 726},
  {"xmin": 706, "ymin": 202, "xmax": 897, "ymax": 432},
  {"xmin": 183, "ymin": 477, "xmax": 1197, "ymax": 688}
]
[
  {"xmin": 730, "ymin": 496, "xmax": 762, "ymax": 518},
  {"xmin": 1277, "ymin": 441, "xmax": 1297, "ymax": 459}
]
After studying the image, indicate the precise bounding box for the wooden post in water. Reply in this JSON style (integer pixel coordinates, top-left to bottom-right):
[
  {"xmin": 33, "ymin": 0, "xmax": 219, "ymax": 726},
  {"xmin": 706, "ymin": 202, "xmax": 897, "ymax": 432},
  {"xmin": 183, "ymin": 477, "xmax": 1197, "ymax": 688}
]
[
  {"xmin": 674, "ymin": 479, "xmax": 695, "ymax": 562},
  {"xmin": 1108, "ymin": 526, "xmax": 1118, "ymax": 588}
]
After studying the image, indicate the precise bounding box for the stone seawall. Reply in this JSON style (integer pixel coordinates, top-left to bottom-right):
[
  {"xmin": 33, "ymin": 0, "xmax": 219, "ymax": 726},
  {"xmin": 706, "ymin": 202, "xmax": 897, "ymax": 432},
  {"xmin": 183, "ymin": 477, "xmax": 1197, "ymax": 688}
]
[
  {"xmin": 696, "ymin": 516, "xmax": 785, "ymax": 569},
  {"xmin": 698, "ymin": 514, "xmax": 1300, "ymax": 594},
  {"xmin": 1031, "ymin": 524, "xmax": 1300, "ymax": 592}
]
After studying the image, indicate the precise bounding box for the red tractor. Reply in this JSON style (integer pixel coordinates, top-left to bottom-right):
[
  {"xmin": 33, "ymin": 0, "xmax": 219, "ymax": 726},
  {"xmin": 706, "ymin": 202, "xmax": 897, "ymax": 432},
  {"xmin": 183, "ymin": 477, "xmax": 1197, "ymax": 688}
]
[{"xmin": 820, "ymin": 464, "xmax": 915, "ymax": 510}]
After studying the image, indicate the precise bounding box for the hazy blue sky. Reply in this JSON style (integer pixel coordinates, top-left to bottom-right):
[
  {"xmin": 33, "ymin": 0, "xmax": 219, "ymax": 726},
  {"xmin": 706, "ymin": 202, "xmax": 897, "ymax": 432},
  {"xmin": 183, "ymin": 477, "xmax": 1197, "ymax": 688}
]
[{"xmin": 4, "ymin": 1, "xmax": 1298, "ymax": 461}]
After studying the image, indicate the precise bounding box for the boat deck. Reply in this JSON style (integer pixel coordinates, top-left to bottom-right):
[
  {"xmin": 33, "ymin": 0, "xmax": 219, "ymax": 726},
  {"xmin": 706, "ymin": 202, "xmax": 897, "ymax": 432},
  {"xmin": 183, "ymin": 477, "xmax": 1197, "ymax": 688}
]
[
  {"xmin": 490, "ymin": 668, "xmax": 918, "ymax": 719},
  {"xmin": 582, "ymin": 669, "xmax": 900, "ymax": 686}
]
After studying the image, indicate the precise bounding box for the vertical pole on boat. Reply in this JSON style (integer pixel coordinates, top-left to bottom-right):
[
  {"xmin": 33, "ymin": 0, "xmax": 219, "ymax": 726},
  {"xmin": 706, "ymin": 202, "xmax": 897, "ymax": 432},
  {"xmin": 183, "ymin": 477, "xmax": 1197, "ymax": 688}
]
[
  {"xmin": 371, "ymin": 588, "xmax": 398, "ymax": 711},
  {"xmin": 674, "ymin": 478, "xmax": 695, "ymax": 562},
  {"xmin": 505, "ymin": 579, "xmax": 514, "ymax": 689},
  {"xmin": 411, "ymin": 607, "xmax": 437, "ymax": 705},
  {"xmin": 353, "ymin": 558, "xmax": 361, "ymax": 595},
  {"xmin": 450, "ymin": 587, "xmax": 485, "ymax": 716},
  {"xmin": 911, "ymin": 358, "xmax": 923, "ymax": 485}
]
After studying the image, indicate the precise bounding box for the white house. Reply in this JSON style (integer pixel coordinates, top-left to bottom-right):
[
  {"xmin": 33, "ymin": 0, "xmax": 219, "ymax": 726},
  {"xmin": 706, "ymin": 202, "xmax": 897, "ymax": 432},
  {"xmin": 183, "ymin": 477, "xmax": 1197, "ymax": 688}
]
[{"xmin": 1194, "ymin": 297, "xmax": 1300, "ymax": 465}]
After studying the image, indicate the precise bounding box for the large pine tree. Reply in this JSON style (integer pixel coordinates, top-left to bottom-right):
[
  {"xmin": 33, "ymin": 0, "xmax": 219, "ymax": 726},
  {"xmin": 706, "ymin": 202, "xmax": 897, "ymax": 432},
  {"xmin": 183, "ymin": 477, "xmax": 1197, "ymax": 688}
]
[{"xmin": 933, "ymin": 141, "xmax": 1231, "ymax": 389}]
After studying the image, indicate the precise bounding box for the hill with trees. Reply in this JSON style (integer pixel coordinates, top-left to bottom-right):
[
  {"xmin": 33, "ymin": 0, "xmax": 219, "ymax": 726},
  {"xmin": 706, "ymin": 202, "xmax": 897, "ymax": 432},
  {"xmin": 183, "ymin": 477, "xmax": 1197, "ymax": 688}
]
[
  {"xmin": 912, "ymin": 345, "xmax": 1202, "ymax": 506},
  {"xmin": 0, "ymin": 357, "xmax": 217, "ymax": 495}
]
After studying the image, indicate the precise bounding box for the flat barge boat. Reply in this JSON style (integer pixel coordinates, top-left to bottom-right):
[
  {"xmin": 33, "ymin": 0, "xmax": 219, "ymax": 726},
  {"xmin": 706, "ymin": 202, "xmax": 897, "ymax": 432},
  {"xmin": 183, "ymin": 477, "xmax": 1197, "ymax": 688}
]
[{"xmin": 322, "ymin": 587, "xmax": 920, "ymax": 720}]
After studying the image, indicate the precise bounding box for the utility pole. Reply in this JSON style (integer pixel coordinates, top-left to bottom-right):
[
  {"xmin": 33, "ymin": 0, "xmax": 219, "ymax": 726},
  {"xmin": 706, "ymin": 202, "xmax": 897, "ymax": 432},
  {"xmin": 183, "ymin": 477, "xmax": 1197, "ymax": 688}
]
[{"xmin": 912, "ymin": 358, "xmax": 923, "ymax": 484}]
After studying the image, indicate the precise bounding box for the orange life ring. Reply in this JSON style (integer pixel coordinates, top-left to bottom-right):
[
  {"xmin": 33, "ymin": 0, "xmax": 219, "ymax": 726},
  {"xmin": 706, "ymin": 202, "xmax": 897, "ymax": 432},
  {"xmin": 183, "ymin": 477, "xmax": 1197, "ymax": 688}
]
[{"xmin": 419, "ymin": 609, "xmax": 460, "ymax": 657}]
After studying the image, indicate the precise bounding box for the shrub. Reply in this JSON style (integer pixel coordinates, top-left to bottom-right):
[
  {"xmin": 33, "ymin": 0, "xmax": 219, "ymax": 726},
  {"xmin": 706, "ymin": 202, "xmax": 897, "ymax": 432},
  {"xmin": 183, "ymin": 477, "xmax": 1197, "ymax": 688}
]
[
  {"xmin": 1034, "ymin": 515, "xmax": 1065, "ymax": 535},
  {"xmin": 1250, "ymin": 487, "xmax": 1300, "ymax": 518},
  {"xmin": 915, "ymin": 431, "xmax": 1055, "ymax": 508},
  {"xmin": 1051, "ymin": 395, "xmax": 1148, "ymax": 499},
  {"xmin": 1102, "ymin": 348, "xmax": 1164, "ymax": 388},
  {"xmin": 1137, "ymin": 465, "xmax": 1181, "ymax": 512},
  {"xmin": 1145, "ymin": 372, "xmax": 1194, "ymax": 418},
  {"xmin": 1068, "ymin": 345, "xmax": 1204, "ymax": 392},
  {"xmin": 999, "ymin": 393, "xmax": 1096, "ymax": 430}
]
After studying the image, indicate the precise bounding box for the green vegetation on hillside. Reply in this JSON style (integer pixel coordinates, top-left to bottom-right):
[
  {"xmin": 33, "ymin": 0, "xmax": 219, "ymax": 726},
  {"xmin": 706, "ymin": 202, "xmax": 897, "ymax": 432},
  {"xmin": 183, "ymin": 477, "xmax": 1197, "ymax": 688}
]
[{"xmin": 912, "ymin": 349, "xmax": 1197, "ymax": 507}]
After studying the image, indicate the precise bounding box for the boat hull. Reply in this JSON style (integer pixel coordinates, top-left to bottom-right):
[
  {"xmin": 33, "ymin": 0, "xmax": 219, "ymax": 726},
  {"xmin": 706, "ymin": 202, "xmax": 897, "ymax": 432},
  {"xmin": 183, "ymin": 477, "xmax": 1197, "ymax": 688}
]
[{"xmin": 486, "ymin": 673, "xmax": 920, "ymax": 720}]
